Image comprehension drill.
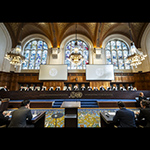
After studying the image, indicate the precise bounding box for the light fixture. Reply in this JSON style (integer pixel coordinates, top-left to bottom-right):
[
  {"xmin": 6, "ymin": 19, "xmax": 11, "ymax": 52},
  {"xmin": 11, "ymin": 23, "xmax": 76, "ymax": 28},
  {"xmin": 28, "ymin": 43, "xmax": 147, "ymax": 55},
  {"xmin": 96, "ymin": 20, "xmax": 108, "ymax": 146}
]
[
  {"xmin": 68, "ymin": 23, "xmax": 84, "ymax": 65},
  {"xmin": 4, "ymin": 24, "xmax": 25, "ymax": 67},
  {"xmin": 126, "ymin": 23, "xmax": 147, "ymax": 68},
  {"xmin": 4, "ymin": 45, "xmax": 25, "ymax": 67},
  {"xmin": 126, "ymin": 42, "xmax": 147, "ymax": 67}
]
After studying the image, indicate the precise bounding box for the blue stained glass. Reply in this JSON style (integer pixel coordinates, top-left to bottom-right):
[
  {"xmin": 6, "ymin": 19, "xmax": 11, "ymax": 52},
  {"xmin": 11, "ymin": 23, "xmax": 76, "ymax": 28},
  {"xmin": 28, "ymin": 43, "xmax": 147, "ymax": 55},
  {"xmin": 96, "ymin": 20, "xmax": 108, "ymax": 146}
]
[
  {"xmin": 105, "ymin": 40, "xmax": 130, "ymax": 70},
  {"xmin": 116, "ymin": 41, "xmax": 121, "ymax": 50},
  {"xmin": 25, "ymin": 42, "xmax": 31, "ymax": 49},
  {"xmin": 35, "ymin": 51, "xmax": 42, "ymax": 69},
  {"xmin": 122, "ymin": 42, "xmax": 128, "ymax": 50},
  {"xmin": 118, "ymin": 59, "xmax": 124, "ymax": 69},
  {"xmin": 31, "ymin": 40, "xmax": 37, "ymax": 49},
  {"xmin": 112, "ymin": 51, "xmax": 116, "ymax": 59},
  {"xmin": 29, "ymin": 50, "xmax": 36, "ymax": 69},
  {"xmin": 111, "ymin": 41, "xmax": 116, "ymax": 50},
  {"xmin": 118, "ymin": 51, "xmax": 123, "ymax": 59},
  {"xmin": 24, "ymin": 50, "xmax": 30, "ymax": 60},
  {"xmin": 106, "ymin": 42, "xmax": 110, "ymax": 50},
  {"xmin": 43, "ymin": 42, "xmax": 48, "ymax": 49},
  {"xmin": 123, "ymin": 51, "xmax": 128, "ymax": 58},
  {"xmin": 22, "ymin": 61, "xmax": 28, "ymax": 69},
  {"xmin": 37, "ymin": 40, "xmax": 43, "ymax": 49},
  {"xmin": 41, "ymin": 50, "xmax": 47, "ymax": 64},
  {"xmin": 22, "ymin": 39, "xmax": 48, "ymax": 70}
]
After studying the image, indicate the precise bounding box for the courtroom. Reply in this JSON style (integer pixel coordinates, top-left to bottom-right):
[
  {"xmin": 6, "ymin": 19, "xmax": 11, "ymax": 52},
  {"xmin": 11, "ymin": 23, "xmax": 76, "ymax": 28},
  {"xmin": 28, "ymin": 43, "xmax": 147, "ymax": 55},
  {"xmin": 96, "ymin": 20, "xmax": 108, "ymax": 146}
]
[{"xmin": 0, "ymin": 22, "xmax": 150, "ymax": 128}]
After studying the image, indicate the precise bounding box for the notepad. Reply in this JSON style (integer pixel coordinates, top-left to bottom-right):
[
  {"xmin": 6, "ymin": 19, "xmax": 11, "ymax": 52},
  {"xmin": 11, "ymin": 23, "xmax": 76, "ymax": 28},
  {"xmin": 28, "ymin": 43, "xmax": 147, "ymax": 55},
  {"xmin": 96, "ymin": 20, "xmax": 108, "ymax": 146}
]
[{"xmin": 108, "ymin": 112, "xmax": 116, "ymax": 115}]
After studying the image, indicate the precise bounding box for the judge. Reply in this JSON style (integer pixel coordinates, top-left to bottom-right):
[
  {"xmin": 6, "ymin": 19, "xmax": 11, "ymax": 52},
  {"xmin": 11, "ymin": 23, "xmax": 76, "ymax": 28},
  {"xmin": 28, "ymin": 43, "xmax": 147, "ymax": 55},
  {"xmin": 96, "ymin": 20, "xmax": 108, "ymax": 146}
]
[
  {"xmin": 100, "ymin": 85, "xmax": 106, "ymax": 91},
  {"xmin": 19, "ymin": 86, "xmax": 25, "ymax": 91},
  {"xmin": 73, "ymin": 85, "xmax": 79, "ymax": 91},
  {"xmin": 81, "ymin": 85, "xmax": 86, "ymax": 91},
  {"xmin": 87, "ymin": 86, "xmax": 92, "ymax": 91},
  {"xmin": 41, "ymin": 86, "xmax": 46, "ymax": 91},
  {"xmin": 48, "ymin": 86, "xmax": 54, "ymax": 91},
  {"xmin": 55, "ymin": 86, "xmax": 61, "ymax": 91}
]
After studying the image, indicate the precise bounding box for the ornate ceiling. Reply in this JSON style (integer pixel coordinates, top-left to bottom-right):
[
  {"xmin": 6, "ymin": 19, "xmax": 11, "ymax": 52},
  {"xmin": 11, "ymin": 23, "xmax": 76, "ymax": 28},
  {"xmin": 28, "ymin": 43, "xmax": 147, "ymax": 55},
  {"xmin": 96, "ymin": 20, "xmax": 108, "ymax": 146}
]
[{"xmin": 4, "ymin": 22, "xmax": 148, "ymax": 48}]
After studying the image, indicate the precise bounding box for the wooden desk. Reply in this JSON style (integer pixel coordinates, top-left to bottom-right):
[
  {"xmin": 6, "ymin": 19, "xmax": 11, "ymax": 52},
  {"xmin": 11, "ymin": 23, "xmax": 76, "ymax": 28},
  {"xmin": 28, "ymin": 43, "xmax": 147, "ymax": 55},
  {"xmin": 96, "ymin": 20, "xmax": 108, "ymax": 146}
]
[
  {"xmin": 6, "ymin": 111, "xmax": 46, "ymax": 128},
  {"xmin": 100, "ymin": 110, "xmax": 141, "ymax": 128},
  {"xmin": 100, "ymin": 112, "xmax": 114, "ymax": 128},
  {"xmin": 61, "ymin": 102, "xmax": 81, "ymax": 128},
  {"xmin": 32, "ymin": 111, "xmax": 46, "ymax": 128}
]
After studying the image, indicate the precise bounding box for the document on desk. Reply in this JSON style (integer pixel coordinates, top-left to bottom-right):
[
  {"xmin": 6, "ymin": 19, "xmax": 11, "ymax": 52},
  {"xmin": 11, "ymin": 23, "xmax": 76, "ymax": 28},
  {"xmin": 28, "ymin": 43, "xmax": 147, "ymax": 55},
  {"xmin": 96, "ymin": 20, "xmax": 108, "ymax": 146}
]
[{"xmin": 108, "ymin": 112, "xmax": 116, "ymax": 116}]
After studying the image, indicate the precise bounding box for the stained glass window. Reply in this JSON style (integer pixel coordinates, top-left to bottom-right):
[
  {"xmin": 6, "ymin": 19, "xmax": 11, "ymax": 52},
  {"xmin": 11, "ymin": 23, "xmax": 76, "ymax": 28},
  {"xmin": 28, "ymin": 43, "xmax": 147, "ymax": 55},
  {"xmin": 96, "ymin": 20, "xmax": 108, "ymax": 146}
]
[
  {"xmin": 105, "ymin": 40, "xmax": 130, "ymax": 69},
  {"xmin": 65, "ymin": 40, "xmax": 89, "ymax": 69},
  {"xmin": 22, "ymin": 39, "xmax": 48, "ymax": 70}
]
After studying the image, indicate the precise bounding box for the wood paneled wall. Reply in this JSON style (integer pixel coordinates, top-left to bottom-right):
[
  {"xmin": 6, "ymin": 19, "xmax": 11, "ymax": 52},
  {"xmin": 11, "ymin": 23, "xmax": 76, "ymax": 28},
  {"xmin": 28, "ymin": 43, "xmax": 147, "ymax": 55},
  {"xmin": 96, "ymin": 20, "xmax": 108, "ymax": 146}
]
[{"xmin": 0, "ymin": 71, "xmax": 150, "ymax": 91}]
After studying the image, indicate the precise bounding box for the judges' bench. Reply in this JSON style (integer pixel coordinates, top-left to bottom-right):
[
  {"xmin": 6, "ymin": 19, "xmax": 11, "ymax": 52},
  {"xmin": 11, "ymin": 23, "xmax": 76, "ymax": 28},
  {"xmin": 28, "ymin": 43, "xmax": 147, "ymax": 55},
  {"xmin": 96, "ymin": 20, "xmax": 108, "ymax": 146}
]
[{"xmin": 0, "ymin": 90, "xmax": 150, "ymax": 108}]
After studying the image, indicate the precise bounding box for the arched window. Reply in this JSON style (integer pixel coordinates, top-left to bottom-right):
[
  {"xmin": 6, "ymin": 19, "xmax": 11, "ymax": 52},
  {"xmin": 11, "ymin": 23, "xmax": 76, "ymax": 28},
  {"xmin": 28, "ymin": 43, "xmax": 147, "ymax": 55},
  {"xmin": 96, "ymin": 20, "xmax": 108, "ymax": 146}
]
[
  {"xmin": 22, "ymin": 39, "xmax": 48, "ymax": 69},
  {"xmin": 65, "ymin": 40, "xmax": 89, "ymax": 69},
  {"xmin": 105, "ymin": 40, "xmax": 130, "ymax": 69}
]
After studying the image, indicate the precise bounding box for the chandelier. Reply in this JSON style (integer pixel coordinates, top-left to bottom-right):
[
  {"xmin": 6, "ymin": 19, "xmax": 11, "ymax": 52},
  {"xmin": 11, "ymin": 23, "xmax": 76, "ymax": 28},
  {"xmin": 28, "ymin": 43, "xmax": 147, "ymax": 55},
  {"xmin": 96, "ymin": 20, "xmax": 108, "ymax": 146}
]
[
  {"xmin": 4, "ymin": 24, "xmax": 25, "ymax": 67},
  {"xmin": 4, "ymin": 43, "xmax": 25, "ymax": 67},
  {"xmin": 126, "ymin": 23, "xmax": 147, "ymax": 68},
  {"xmin": 126, "ymin": 43, "xmax": 147, "ymax": 67},
  {"xmin": 68, "ymin": 23, "xmax": 84, "ymax": 65},
  {"xmin": 68, "ymin": 41, "xmax": 84, "ymax": 65}
]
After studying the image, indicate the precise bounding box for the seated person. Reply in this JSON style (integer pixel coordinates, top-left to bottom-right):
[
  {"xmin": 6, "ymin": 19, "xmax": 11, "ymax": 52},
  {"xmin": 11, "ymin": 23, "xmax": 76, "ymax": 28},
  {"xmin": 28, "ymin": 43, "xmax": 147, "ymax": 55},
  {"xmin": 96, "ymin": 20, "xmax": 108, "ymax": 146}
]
[
  {"xmin": 28, "ymin": 86, "xmax": 33, "ymax": 91},
  {"xmin": 93, "ymin": 87, "xmax": 98, "ymax": 91},
  {"xmin": 73, "ymin": 85, "xmax": 79, "ymax": 91},
  {"xmin": 87, "ymin": 86, "xmax": 92, "ymax": 91},
  {"xmin": 136, "ymin": 92, "xmax": 147, "ymax": 107},
  {"xmin": 8, "ymin": 99, "xmax": 33, "ymax": 128},
  {"xmin": 132, "ymin": 87, "xmax": 137, "ymax": 91},
  {"xmin": 48, "ymin": 86, "xmax": 54, "ymax": 91},
  {"xmin": 122, "ymin": 86, "xmax": 126, "ymax": 91},
  {"xmin": 81, "ymin": 85, "xmax": 86, "ymax": 91},
  {"xmin": 34, "ymin": 86, "xmax": 40, "ymax": 91},
  {"xmin": 65, "ymin": 86, "xmax": 71, "ymax": 91},
  {"xmin": 136, "ymin": 100, "xmax": 150, "ymax": 128},
  {"xmin": 19, "ymin": 86, "xmax": 25, "ymax": 91},
  {"xmin": 107, "ymin": 86, "xmax": 112, "ymax": 91},
  {"xmin": 26, "ymin": 87, "xmax": 32, "ymax": 91},
  {"xmin": 41, "ymin": 86, "xmax": 46, "ymax": 91},
  {"xmin": 55, "ymin": 86, "xmax": 61, "ymax": 91},
  {"xmin": 0, "ymin": 110, "xmax": 10, "ymax": 127},
  {"xmin": 100, "ymin": 85, "xmax": 106, "ymax": 91},
  {"xmin": 127, "ymin": 85, "xmax": 133, "ymax": 91},
  {"xmin": 0, "ymin": 86, "xmax": 9, "ymax": 91},
  {"xmin": 112, "ymin": 86, "xmax": 117, "ymax": 91},
  {"xmin": 113, "ymin": 101, "xmax": 136, "ymax": 128}
]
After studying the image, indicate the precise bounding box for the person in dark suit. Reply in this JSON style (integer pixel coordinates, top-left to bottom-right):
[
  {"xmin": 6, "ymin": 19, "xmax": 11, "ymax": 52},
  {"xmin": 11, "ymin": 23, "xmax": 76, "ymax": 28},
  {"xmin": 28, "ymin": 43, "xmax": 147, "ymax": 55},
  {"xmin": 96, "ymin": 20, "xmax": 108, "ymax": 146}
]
[
  {"xmin": 0, "ymin": 110, "xmax": 10, "ymax": 126},
  {"xmin": 136, "ymin": 92, "xmax": 147, "ymax": 107},
  {"xmin": 100, "ymin": 85, "xmax": 106, "ymax": 91},
  {"xmin": 0, "ymin": 86, "xmax": 9, "ymax": 91},
  {"xmin": 55, "ymin": 86, "xmax": 61, "ymax": 91},
  {"xmin": 8, "ymin": 99, "xmax": 33, "ymax": 128},
  {"xmin": 81, "ymin": 85, "xmax": 86, "ymax": 91},
  {"xmin": 113, "ymin": 101, "xmax": 136, "ymax": 128},
  {"xmin": 136, "ymin": 100, "xmax": 150, "ymax": 128},
  {"xmin": 19, "ymin": 86, "xmax": 25, "ymax": 91}
]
